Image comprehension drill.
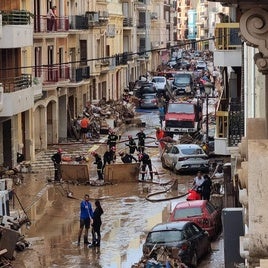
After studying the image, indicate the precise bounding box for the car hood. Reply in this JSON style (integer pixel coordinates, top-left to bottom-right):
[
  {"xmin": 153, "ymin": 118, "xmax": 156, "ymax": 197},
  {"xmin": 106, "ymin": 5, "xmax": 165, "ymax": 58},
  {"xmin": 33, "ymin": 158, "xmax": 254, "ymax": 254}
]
[{"xmin": 165, "ymin": 113, "xmax": 195, "ymax": 121}]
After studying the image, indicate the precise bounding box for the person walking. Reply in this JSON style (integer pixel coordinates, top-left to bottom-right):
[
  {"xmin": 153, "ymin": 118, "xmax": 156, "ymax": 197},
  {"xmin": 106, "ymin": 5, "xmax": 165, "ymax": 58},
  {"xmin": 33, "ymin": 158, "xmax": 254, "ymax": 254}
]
[
  {"xmin": 80, "ymin": 116, "xmax": 89, "ymax": 143},
  {"xmin": 125, "ymin": 135, "xmax": 137, "ymax": 155},
  {"xmin": 91, "ymin": 152, "xmax": 103, "ymax": 180},
  {"xmin": 201, "ymin": 174, "xmax": 212, "ymax": 201},
  {"xmin": 77, "ymin": 194, "xmax": 94, "ymax": 246},
  {"xmin": 136, "ymin": 129, "xmax": 146, "ymax": 153},
  {"xmin": 51, "ymin": 148, "xmax": 62, "ymax": 182},
  {"xmin": 138, "ymin": 152, "xmax": 153, "ymax": 181},
  {"xmin": 89, "ymin": 200, "xmax": 104, "ymax": 247}
]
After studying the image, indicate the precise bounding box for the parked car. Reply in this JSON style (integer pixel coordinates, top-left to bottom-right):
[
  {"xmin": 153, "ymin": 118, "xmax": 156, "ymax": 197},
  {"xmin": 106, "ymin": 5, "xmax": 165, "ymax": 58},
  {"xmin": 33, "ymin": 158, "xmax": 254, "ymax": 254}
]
[
  {"xmin": 139, "ymin": 93, "xmax": 158, "ymax": 109},
  {"xmin": 196, "ymin": 60, "xmax": 207, "ymax": 71},
  {"xmin": 151, "ymin": 76, "xmax": 167, "ymax": 93},
  {"xmin": 167, "ymin": 57, "xmax": 178, "ymax": 68},
  {"xmin": 168, "ymin": 200, "xmax": 222, "ymax": 239},
  {"xmin": 161, "ymin": 144, "xmax": 209, "ymax": 173},
  {"xmin": 134, "ymin": 82, "xmax": 157, "ymax": 98},
  {"xmin": 142, "ymin": 221, "xmax": 211, "ymax": 267},
  {"xmin": 171, "ymin": 72, "xmax": 194, "ymax": 95}
]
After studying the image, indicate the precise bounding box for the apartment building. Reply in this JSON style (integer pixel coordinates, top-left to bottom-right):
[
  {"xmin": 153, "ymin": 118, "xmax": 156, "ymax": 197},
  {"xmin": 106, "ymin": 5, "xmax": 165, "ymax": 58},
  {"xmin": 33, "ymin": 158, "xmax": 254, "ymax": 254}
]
[{"xmin": 0, "ymin": 0, "xmax": 177, "ymax": 167}]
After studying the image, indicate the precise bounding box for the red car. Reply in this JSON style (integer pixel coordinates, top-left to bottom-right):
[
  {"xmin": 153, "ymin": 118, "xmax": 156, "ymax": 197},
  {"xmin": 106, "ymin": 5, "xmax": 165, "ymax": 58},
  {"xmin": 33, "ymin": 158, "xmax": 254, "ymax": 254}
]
[{"xmin": 168, "ymin": 200, "xmax": 222, "ymax": 239}]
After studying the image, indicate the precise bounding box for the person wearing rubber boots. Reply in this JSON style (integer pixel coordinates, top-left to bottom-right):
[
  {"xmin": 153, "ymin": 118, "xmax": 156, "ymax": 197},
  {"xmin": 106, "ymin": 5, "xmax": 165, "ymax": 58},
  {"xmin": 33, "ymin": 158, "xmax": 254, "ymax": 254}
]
[
  {"xmin": 77, "ymin": 194, "xmax": 94, "ymax": 246},
  {"xmin": 136, "ymin": 129, "xmax": 146, "ymax": 153},
  {"xmin": 138, "ymin": 152, "xmax": 153, "ymax": 181},
  {"xmin": 107, "ymin": 130, "xmax": 118, "ymax": 149},
  {"xmin": 91, "ymin": 152, "xmax": 103, "ymax": 180}
]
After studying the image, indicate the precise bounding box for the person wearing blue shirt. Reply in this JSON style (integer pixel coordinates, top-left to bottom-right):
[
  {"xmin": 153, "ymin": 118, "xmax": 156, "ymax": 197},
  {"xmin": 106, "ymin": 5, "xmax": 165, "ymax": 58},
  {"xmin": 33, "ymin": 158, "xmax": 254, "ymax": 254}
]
[{"xmin": 77, "ymin": 194, "xmax": 94, "ymax": 245}]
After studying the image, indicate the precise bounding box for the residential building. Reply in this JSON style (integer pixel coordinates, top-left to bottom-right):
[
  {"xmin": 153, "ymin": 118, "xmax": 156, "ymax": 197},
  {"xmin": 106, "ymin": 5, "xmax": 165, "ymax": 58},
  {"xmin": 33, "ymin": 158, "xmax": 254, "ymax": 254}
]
[
  {"xmin": 0, "ymin": 1, "xmax": 38, "ymax": 166},
  {"xmin": 0, "ymin": 0, "xmax": 177, "ymax": 167},
  {"xmin": 208, "ymin": 0, "xmax": 268, "ymax": 266}
]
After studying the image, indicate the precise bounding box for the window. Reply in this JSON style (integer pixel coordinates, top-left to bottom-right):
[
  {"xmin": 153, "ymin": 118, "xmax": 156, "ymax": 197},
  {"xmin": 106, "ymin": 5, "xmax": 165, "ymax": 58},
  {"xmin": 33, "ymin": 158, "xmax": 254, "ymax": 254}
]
[
  {"xmin": 147, "ymin": 230, "xmax": 182, "ymax": 243},
  {"xmin": 174, "ymin": 207, "xmax": 203, "ymax": 220}
]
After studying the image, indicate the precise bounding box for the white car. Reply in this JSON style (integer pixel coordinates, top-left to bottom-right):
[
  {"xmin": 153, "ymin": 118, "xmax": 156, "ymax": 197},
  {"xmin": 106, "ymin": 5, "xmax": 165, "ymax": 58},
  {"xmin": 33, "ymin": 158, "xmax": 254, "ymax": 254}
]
[
  {"xmin": 152, "ymin": 76, "xmax": 167, "ymax": 92},
  {"xmin": 196, "ymin": 60, "xmax": 207, "ymax": 70},
  {"xmin": 161, "ymin": 144, "xmax": 209, "ymax": 173}
]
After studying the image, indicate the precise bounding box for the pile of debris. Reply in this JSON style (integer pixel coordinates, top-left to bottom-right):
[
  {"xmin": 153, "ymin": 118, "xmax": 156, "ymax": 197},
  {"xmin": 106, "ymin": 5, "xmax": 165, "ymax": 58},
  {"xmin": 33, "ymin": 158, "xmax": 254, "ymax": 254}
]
[{"xmin": 68, "ymin": 98, "xmax": 137, "ymax": 140}]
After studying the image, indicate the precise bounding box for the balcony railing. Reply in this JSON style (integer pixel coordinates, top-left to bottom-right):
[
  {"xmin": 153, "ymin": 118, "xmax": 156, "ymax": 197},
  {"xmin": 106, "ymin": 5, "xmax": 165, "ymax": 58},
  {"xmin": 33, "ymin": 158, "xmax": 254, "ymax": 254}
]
[
  {"xmin": 70, "ymin": 66, "xmax": 90, "ymax": 82},
  {"xmin": 215, "ymin": 23, "xmax": 242, "ymax": 50},
  {"xmin": 0, "ymin": 74, "xmax": 32, "ymax": 93},
  {"xmin": 34, "ymin": 66, "xmax": 70, "ymax": 83},
  {"xmin": 69, "ymin": 15, "xmax": 88, "ymax": 30},
  {"xmin": 1, "ymin": 10, "xmax": 32, "ymax": 25},
  {"xmin": 34, "ymin": 15, "xmax": 69, "ymax": 33},
  {"xmin": 123, "ymin": 18, "xmax": 133, "ymax": 27}
]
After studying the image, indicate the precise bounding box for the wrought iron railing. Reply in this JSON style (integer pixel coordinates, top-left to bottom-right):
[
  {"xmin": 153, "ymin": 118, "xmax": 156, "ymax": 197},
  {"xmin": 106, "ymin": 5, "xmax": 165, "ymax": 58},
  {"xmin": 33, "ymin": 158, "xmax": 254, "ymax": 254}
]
[
  {"xmin": 34, "ymin": 66, "xmax": 70, "ymax": 83},
  {"xmin": 1, "ymin": 10, "xmax": 32, "ymax": 25},
  {"xmin": 34, "ymin": 15, "xmax": 69, "ymax": 33},
  {"xmin": 1, "ymin": 74, "xmax": 32, "ymax": 93},
  {"xmin": 215, "ymin": 23, "xmax": 242, "ymax": 50}
]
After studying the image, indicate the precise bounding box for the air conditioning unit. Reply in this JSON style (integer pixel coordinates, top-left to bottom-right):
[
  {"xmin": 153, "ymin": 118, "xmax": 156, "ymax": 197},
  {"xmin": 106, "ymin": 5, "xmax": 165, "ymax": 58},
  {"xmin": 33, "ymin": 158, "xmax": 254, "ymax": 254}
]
[{"xmin": 151, "ymin": 12, "xmax": 158, "ymax": 20}]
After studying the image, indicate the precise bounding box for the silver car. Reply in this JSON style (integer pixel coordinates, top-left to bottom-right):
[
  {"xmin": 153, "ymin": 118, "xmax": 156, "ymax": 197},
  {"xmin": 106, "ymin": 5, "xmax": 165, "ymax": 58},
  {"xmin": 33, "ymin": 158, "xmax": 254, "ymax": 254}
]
[
  {"xmin": 161, "ymin": 143, "xmax": 209, "ymax": 173},
  {"xmin": 139, "ymin": 93, "xmax": 158, "ymax": 109}
]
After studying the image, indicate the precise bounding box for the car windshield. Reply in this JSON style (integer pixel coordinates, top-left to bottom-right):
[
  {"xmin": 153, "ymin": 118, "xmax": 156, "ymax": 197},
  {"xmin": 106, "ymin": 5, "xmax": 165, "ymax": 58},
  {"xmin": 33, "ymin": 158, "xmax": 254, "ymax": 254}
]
[
  {"xmin": 180, "ymin": 148, "xmax": 203, "ymax": 155},
  {"xmin": 142, "ymin": 95, "xmax": 155, "ymax": 100},
  {"xmin": 142, "ymin": 86, "xmax": 156, "ymax": 93},
  {"xmin": 173, "ymin": 207, "xmax": 203, "ymax": 220},
  {"xmin": 167, "ymin": 103, "xmax": 194, "ymax": 113},
  {"xmin": 174, "ymin": 74, "xmax": 191, "ymax": 84},
  {"xmin": 146, "ymin": 230, "xmax": 182, "ymax": 243},
  {"xmin": 153, "ymin": 77, "xmax": 165, "ymax": 83}
]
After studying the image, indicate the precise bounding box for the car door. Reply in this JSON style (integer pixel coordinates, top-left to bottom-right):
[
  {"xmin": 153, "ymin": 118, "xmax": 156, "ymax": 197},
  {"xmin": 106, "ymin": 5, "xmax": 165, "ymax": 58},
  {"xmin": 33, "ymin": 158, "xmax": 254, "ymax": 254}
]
[
  {"xmin": 189, "ymin": 223, "xmax": 209, "ymax": 258},
  {"xmin": 170, "ymin": 146, "xmax": 180, "ymax": 168},
  {"xmin": 206, "ymin": 202, "xmax": 222, "ymax": 235},
  {"xmin": 164, "ymin": 145, "xmax": 174, "ymax": 167}
]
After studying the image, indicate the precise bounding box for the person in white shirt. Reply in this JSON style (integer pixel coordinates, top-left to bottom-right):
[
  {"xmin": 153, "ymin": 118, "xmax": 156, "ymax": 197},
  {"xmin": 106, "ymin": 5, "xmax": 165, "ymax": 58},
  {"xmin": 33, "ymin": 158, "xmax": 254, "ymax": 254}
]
[
  {"xmin": 192, "ymin": 171, "xmax": 205, "ymax": 192},
  {"xmin": 47, "ymin": 6, "xmax": 57, "ymax": 31}
]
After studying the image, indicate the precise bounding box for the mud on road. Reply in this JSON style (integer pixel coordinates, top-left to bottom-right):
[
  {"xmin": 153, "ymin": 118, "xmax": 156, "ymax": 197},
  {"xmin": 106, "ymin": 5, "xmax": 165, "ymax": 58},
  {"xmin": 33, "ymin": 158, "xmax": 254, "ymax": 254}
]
[{"xmin": 11, "ymin": 111, "xmax": 225, "ymax": 268}]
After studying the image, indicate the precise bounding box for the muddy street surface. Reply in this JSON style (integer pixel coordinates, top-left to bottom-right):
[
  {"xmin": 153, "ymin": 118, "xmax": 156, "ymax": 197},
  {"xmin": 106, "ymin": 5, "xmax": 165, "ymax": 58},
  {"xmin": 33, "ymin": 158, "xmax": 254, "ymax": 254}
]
[{"xmin": 11, "ymin": 110, "xmax": 224, "ymax": 268}]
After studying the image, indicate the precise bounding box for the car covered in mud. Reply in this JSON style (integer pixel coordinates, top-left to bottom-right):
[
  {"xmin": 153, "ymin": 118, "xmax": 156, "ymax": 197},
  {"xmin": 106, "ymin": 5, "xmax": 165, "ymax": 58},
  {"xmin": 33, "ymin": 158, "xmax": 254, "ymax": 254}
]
[
  {"xmin": 142, "ymin": 221, "xmax": 211, "ymax": 267},
  {"xmin": 168, "ymin": 200, "xmax": 222, "ymax": 239},
  {"xmin": 161, "ymin": 144, "xmax": 209, "ymax": 174}
]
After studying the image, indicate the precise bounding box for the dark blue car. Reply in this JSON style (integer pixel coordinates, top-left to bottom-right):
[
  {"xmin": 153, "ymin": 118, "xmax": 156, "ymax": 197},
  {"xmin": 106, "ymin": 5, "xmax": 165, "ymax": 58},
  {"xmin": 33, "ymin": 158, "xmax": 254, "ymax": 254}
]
[{"xmin": 142, "ymin": 221, "xmax": 211, "ymax": 267}]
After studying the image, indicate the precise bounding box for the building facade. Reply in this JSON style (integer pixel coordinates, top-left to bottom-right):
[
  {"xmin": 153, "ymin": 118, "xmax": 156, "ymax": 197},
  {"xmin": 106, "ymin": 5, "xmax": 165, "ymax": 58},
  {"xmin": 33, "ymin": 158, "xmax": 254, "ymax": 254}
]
[{"xmin": 0, "ymin": 0, "xmax": 177, "ymax": 166}]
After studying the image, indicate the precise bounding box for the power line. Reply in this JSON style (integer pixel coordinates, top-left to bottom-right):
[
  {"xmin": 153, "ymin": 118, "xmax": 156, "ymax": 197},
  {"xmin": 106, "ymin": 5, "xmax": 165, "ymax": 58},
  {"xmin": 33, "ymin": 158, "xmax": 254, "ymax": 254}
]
[{"xmin": 0, "ymin": 32, "xmax": 240, "ymax": 71}]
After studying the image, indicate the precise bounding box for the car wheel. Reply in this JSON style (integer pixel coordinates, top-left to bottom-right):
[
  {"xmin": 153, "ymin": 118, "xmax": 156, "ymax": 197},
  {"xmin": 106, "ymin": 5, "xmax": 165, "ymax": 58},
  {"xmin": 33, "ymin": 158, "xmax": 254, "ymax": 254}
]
[
  {"xmin": 161, "ymin": 157, "xmax": 167, "ymax": 169},
  {"xmin": 172, "ymin": 164, "xmax": 178, "ymax": 174},
  {"xmin": 190, "ymin": 251, "xmax": 198, "ymax": 268}
]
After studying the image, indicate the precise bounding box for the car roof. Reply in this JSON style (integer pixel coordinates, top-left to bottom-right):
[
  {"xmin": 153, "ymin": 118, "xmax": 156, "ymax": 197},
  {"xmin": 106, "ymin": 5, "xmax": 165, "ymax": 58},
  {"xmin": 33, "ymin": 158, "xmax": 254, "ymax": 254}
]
[
  {"xmin": 151, "ymin": 221, "xmax": 190, "ymax": 231},
  {"xmin": 173, "ymin": 144, "xmax": 202, "ymax": 149},
  {"xmin": 174, "ymin": 200, "xmax": 208, "ymax": 209},
  {"xmin": 141, "ymin": 93, "xmax": 157, "ymax": 97}
]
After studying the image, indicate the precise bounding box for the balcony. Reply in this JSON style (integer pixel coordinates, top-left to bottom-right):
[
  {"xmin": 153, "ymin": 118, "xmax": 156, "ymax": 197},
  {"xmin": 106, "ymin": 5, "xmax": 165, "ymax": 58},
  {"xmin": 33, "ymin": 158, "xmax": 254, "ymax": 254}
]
[
  {"xmin": 69, "ymin": 15, "xmax": 89, "ymax": 30},
  {"xmin": 70, "ymin": 66, "xmax": 90, "ymax": 83},
  {"xmin": 214, "ymin": 23, "xmax": 242, "ymax": 67},
  {"xmin": 99, "ymin": 11, "xmax": 109, "ymax": 25},
  {"xmin": 123, "ymin": 18, "xmax": 133, "ymax": 27},
  {"xmin": 34, "ymin": 15, "xmax": 69, "ymax": 33},
  {"xmin": 0, "ymin": 10, "xmax": 33, "ymax": 48},
  {"xmin": 34, "ymin": 66, "xmax": 70, "ymax": 85},
  {"xmin": 0, "ymin": 75, "xmax": 34, "ymax": 116}
]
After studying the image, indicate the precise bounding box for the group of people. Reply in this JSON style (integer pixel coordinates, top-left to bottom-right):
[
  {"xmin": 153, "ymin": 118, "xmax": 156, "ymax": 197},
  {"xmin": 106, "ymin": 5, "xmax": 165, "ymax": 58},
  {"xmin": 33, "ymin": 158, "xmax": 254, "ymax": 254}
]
[
  {"xmin": 191, "ymin": 171, "xmax": 212, "ymax": 201},
  {"xmin": 90, "ymin": 128, "xmax": 154, "ymax": 181},
  {"xmin": 78, "ymin": 194, "xmax": 104, "ymax": 247}
]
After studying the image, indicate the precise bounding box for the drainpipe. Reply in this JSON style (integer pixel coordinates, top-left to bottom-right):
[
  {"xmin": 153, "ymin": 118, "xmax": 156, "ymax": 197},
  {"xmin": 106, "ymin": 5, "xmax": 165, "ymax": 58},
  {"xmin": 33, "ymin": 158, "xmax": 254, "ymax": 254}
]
[{"xmin": 250, "ymin": 48, "xmax": 255, "ymax": 118}]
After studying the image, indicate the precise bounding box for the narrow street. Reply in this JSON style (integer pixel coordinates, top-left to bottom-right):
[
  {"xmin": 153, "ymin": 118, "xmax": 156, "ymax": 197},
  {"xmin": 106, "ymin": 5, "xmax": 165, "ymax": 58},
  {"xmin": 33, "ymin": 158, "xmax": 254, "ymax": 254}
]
[{"xmin": 11, "ymin": 109, "xmax": 225, "ymax": 268}]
